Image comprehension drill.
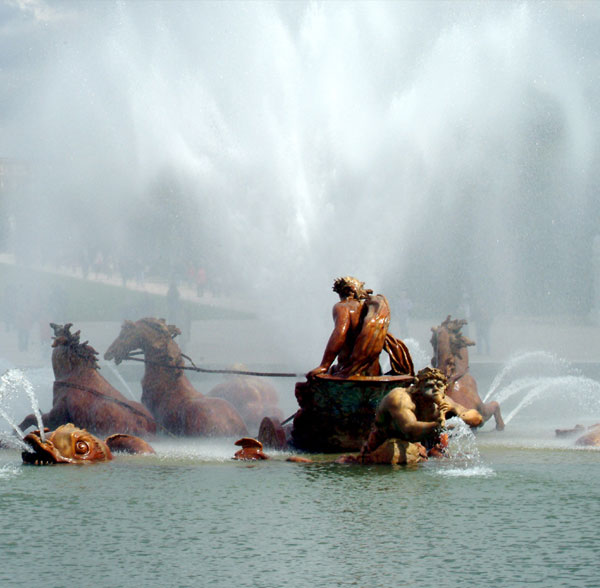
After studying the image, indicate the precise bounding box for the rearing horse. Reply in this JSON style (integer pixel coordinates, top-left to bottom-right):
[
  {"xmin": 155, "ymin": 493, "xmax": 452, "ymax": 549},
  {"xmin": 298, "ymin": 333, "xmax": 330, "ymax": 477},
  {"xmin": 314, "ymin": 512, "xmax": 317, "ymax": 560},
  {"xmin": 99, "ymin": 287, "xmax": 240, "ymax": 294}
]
[
  {"xmin": 19, "ymin": 323, "xmax": 157, "ymax": 438},
  {"xmin": 104, "ymin": 318, "xmax": 248, "ymax": 437},
  {"xmin": 431, "ymin": 315, "xmax": 504, "ymax": 430}
]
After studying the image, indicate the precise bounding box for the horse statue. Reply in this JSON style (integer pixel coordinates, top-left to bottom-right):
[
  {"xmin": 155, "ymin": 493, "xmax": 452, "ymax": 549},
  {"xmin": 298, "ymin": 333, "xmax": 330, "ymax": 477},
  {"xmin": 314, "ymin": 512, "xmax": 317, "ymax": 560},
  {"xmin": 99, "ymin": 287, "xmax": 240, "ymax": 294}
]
[
  {"xmin": 104, "ymin": 318, "xmax": 248, "ymax": 437},
  {"xmin": 18, "ymin": 323, "xmax": 157, "ymax": 438},
  {"xmin": 209, "ymin": 372, "xmax": 284, "ymax": 432},
  {"xmin": 430, "ymin": 315, "xmax": 504, "ymax": 430}
]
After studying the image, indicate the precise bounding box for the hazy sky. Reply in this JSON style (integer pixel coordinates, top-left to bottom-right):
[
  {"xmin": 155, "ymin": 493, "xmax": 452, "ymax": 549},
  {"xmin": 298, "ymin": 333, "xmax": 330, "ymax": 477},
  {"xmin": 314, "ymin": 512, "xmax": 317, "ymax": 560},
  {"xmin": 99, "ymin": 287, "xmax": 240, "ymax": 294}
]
[{"xmin": 1, "ymin": 0, "xmax": 600, "ymax": 337}]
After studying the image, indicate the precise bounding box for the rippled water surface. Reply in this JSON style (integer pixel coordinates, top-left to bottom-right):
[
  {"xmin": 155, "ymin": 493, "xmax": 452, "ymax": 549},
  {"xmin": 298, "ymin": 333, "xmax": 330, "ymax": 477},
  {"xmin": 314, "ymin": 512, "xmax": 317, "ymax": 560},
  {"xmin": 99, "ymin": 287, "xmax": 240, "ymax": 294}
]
[{"xmin": 1, "ymin": 436, "xmax": 599, "ymax": 588}]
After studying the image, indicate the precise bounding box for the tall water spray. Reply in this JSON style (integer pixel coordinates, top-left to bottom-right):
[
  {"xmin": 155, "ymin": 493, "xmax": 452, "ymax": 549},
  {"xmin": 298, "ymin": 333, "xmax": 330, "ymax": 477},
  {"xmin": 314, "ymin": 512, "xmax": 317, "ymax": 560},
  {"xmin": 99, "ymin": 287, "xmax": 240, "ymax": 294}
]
[{"xmin": 0, "ymin": 2, "xmax": 598, "ymax": 365}]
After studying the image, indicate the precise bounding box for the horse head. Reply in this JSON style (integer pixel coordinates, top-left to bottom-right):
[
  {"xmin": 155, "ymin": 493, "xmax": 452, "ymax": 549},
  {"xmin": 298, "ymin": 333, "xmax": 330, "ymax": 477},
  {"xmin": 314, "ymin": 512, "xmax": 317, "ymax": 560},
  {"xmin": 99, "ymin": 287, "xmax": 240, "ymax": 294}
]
[
  {"xmin": 104, "ymin": 318, "xmax": 182, "ymax": 366},
  {"xmin": 430, "ymin": 315, "xmax": 475, "ymax": 380},
  {"xmin": 50, "ymin": 323, "xmax": 100, "ymax": 379}
]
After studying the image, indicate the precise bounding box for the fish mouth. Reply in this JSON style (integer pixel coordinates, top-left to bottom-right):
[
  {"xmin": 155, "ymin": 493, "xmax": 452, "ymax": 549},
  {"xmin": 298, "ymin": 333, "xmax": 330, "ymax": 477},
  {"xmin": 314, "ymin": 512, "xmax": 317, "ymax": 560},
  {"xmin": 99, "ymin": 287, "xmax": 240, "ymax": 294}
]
[{"xmin": 21, "ymin": 431, "xmax": 72, "ymax": 465}]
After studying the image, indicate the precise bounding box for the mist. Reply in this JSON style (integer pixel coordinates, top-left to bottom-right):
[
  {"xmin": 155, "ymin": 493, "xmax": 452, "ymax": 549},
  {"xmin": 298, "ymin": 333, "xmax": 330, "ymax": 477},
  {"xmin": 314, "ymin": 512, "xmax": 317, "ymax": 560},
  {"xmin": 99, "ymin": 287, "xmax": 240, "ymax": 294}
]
[{"xmin": 1, "ymin": 0, "xmax": 599, "ymax": 365}]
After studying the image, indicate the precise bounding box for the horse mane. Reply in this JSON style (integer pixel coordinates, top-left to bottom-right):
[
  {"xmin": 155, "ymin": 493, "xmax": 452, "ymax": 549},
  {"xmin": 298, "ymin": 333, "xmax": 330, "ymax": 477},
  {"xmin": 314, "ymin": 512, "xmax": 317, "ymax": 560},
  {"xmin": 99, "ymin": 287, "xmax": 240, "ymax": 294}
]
[
  {"xmin": 50, "ymin": 323, "xmax": 100, "ymax": 370},
  {"xmin": 139, "ymin": 317, "xmax": 179, "ymax": 338},
  {"xmin": 431, "ymin": 315, "xmax": 475, "ymax": 357},
  {"xmin": 136, "ymin": 318, "xmax": 183, "ymax": 367}
]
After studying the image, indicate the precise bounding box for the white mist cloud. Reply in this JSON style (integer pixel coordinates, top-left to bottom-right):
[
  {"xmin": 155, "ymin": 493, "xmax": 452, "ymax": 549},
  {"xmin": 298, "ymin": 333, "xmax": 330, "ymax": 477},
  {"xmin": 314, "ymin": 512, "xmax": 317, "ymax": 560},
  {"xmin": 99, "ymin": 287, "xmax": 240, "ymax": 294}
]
[{"xmin": 0, "ymin": 0, "xmax": 598, "ymax": 356}]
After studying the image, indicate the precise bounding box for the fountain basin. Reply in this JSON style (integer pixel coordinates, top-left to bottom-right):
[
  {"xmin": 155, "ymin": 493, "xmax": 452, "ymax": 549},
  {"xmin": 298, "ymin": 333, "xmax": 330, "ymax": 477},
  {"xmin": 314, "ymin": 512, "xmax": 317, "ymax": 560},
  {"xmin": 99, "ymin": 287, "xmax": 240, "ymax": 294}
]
[{"xmin": 290, "ymin": 374, "xmax": 414, "ymax": 453}]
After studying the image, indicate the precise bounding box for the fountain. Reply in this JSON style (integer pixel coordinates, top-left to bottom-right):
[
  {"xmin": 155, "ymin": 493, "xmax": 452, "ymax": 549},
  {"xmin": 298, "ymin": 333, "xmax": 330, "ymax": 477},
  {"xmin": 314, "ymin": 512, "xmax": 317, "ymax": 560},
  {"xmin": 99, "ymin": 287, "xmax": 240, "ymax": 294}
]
[
  {"xmin": 0, "ymin": 370, "xmax": 39, "ymax": 442},
  {"xmin": 0, "ymin": 3, "xmax": 599, "ymax": 585},
  {"xmin": 0, "ymin": 1, "xmax": 597, "ymax": 346},
  {"xmin": 100, "ymin": 359, "xmax": 138, "ymax": 402},
  {"xmin": 434, "ymin": 417, "xmax": 495, "ymax": 478},
  {"xmin": 482, "ymin": 351, "xmax": 573, "ymax": 404},
  {"xmin": 480, "ymin": 352, "xmax": 600, "ymax": 429}
]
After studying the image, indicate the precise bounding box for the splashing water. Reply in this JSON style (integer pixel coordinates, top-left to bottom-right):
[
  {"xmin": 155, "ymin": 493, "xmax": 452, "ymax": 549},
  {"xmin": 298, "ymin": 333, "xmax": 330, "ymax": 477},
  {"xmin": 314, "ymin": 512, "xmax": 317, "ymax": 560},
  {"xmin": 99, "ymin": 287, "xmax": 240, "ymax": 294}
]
[
  {"xmin": 151, "ymin": 439, "xmax": 246, "ymax": 463},
  {"xmin": 0, "ymin": 369, "xmax": 46, "ymax": 441},
  {"xmin": 0, "ymin": 406, "xmax": 25, "ymax": 441},
  {"xmin": 480, "ymin": 352, "xmax": 600, "ymax": 429},
  {"xmin": 434, "ymin": 417, "xmax": 495, "ymax": 478},
  {"xmin": 0, "ymin": 372, "xmax": 27, "ymax": 440},
  {"xmin": 0, "ymin": 369, "xmax": 44, "ymax": 441},
  {"xmin": 0, "ymin": 431, "xmax": 29, "ymax": 452},
  {"xmin": 0, "ymin": 464, "xmax": 22, "ymax": 480},
  {"xmin": 483, "ymin": 351, "xmax": 573, "ymax": 403},
  {"xmin": 499, "ymin": 376, "xmax": 600, "ymax": 427}
]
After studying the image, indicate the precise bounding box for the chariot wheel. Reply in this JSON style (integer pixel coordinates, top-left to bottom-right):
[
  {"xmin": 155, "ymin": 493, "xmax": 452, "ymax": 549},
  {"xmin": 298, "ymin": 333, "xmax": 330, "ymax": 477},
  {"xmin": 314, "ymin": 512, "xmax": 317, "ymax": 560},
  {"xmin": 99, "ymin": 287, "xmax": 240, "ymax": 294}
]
[{"xmin": 258, "ymin": 416, "xmax": 288, "ymax": 450}]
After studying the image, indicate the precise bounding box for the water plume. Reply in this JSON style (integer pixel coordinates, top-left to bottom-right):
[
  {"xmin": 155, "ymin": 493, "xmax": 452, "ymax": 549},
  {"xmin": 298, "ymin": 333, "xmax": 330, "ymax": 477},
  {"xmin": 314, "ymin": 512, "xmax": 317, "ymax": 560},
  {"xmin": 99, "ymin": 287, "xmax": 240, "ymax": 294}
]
[
  {"xmin": 436, "ymin": 417, "xmax": 494, "ymax": 477},
  {"xmin": 151, "ymin": 439, "xmax": 244, "ymax": 463},
  {"xmin": 481, "ymin": 351, "xmax": 600, "ymax": 428},
  {"xmin": 500, "ymin": 375, "xmax": 600, "ymax": 427},
  {"xmin": 0, "ymin": 1, "xmax": 597, "ymax": 363},
  {"xmin": 100, "ymin": 359, "xmax": 138, "ymax": 402},
  {"xmin": 0, "ymin": 370, "xmax": 43, "ymax": 440},
  {"xmin": 0, "ymin": 405, "xmax": 26, "ymax": 441},
  {"xmin": 483, "ymin": 351, "xmax": 572, "ymax": 403},
  {"xmin": 0, "ymin": 431, "xmax": 30, "ymax": 452}
]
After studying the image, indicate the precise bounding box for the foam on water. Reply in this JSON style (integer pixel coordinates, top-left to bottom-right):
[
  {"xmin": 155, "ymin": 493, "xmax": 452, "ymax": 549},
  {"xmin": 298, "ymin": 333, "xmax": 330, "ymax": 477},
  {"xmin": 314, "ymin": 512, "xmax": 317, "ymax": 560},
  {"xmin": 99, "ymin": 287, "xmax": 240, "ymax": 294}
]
[
  {"xmin": 432, "ymin": 417, "xmax": 495, "ymax": 478},
  {"xmin": 148, "ymin": 438, "xmax": 253, "ymax": 463},
  {"xmin": 0, "ymin": 463, "xmax": 22, "ymax": 480},
  {"xmin": 435, "ymin": 465, "xmax": 495, "ymax": 478}
]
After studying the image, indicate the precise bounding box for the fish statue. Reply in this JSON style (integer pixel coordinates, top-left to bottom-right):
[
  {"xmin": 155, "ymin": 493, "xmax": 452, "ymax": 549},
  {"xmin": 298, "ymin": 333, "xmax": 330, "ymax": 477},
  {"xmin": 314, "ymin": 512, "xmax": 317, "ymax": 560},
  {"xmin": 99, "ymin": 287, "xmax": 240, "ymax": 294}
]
[{"xmin": 22, "ymin": 423, "xmax": 154, "ymax": 465}]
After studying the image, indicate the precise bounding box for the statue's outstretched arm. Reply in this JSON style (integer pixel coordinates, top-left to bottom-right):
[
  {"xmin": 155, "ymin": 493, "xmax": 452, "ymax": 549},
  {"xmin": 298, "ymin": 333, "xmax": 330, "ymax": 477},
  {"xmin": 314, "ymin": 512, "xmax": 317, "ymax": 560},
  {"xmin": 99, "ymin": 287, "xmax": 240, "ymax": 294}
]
[
  {"xmin": 437, "ymin": 395, "xmax": 483, "ymax": 428},
  {"xmin": 307, "ymin": 304, "xmax": 350, "ymax": 377}
]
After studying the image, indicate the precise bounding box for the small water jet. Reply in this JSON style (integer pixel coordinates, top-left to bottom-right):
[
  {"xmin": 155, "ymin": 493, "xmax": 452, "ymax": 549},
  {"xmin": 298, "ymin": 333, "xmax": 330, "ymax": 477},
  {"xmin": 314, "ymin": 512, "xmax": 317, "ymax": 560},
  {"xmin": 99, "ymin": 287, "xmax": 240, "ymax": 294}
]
[
  {"xmin": 0, "ymin": 369, "xmax": 43, "ymax": 441},
  {"xmin": 480, "ymin": 352, "xmax": 600, "ymax": 431},
  {"xmin": 100, "ymin": 359, "xmax": 138, "ymax": 402},
  {"xmin": 0, "ymin": 431, "xmax": 29, "ymax": 452},
  {"xmin": 483, "ymin": 351, "xmax": 573, "ymax": 403},
  {"xmin": 500, "ymin": 376, "xmax": 600, "ymax": 427}
]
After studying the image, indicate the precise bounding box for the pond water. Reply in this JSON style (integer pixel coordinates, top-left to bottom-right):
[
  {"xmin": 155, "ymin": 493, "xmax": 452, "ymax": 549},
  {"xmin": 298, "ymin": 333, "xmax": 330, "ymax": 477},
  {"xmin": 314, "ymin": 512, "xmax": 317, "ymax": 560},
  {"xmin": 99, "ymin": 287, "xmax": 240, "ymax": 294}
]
[
  {"xmin": 1, "ymin": 432, "xmax": 599, "ymax": 588},
  {"xmin": 2, "ymin": 352, "xmax": 600, "ymax": 588}
]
